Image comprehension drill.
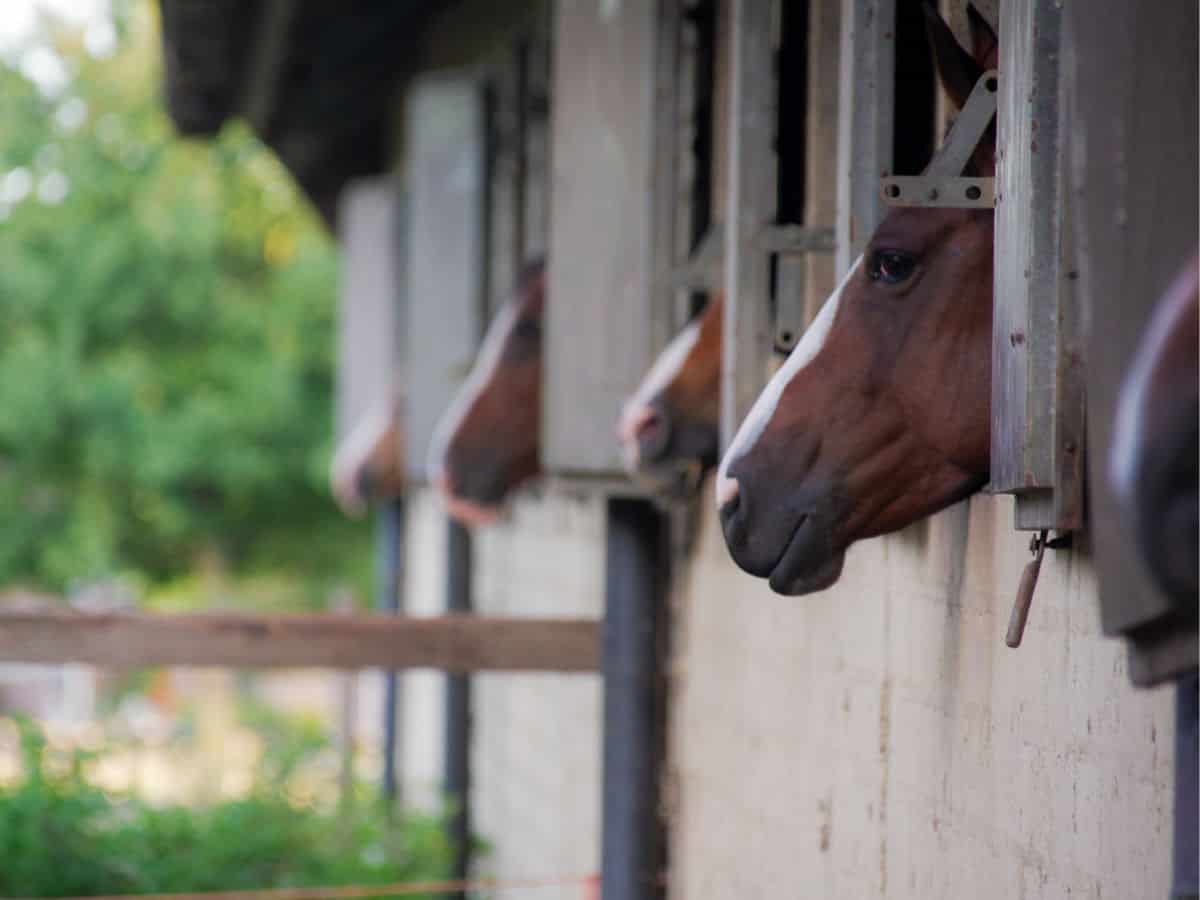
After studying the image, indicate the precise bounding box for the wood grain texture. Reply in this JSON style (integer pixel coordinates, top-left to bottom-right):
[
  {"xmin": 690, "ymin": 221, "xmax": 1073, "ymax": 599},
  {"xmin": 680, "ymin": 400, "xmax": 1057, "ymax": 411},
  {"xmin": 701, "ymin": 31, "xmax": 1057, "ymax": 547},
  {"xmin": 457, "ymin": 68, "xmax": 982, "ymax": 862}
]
[
  {"xmin": 0, "ymin": 610, "xmax": 600, "ymax": 673},
  {"xmin": 991, "ymin": 0, "xmax": 1063, "ymax": 497}
]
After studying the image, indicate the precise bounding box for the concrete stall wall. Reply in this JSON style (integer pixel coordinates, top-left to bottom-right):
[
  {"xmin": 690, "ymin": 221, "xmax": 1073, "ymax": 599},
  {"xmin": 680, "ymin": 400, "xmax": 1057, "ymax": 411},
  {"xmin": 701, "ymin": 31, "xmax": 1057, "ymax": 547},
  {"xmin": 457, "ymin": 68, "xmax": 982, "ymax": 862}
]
[
  {"xmin": 666, "ymin": 491, "xmax": 1175, "ymax": 899},
  {"xmin": 399, "ymin": 487, "xmax": 604, "ymax": 892},
  {"xmin": 471, "ymin": 489, "xmax": 605, "ymax": 886}
]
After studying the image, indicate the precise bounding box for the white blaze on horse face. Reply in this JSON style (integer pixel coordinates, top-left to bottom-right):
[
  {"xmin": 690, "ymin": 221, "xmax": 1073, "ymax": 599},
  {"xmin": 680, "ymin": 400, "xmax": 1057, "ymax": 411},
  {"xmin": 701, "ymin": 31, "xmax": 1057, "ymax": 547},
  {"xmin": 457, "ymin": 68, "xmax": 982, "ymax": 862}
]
[
  {"xmin": 714, "ymin": 256, "xmax": 862, "ymax": 509},
  {"xmin": 617, "ymin": 318, "xmax": 702, "ymax": 461},
  {"xmin": 426, "ymin": 302, "xmax": 519, "ymax": 486}
]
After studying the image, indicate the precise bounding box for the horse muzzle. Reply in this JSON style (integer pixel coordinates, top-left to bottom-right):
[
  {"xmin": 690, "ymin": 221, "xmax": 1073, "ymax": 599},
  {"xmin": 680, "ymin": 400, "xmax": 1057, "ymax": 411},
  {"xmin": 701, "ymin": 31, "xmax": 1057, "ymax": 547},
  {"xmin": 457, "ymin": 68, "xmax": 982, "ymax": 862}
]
[{"xmin": 717, "ymin": 466, "xmax": 848, "ymax": 596}]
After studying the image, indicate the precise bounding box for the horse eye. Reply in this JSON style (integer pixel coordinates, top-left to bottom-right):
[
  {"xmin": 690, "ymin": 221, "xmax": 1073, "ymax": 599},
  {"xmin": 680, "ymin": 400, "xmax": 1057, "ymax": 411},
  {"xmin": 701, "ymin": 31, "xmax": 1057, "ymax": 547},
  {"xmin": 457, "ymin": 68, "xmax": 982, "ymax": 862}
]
[{"xmin": 868, "ymin": 250, "xmax": 918, "ymax": 285}]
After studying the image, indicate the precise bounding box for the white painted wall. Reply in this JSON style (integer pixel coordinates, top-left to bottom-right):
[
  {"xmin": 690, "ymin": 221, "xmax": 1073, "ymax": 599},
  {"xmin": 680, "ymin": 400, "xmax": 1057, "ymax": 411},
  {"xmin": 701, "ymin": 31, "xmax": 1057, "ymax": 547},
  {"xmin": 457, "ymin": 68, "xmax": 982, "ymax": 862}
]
[
  {"xmin": 666, "ymin": 486, "xmax": 1175, "ymax": 899},
  {"xmin": 400, "ymin": 488, "xmax": 450, "ymax": 811},
  {"xmin": 401, "ymin": 486, "xmax": 604, "ymax": 894},
  {"xmin": 471, "ymin": 489, "xmax": 604, "ymax": 889}
]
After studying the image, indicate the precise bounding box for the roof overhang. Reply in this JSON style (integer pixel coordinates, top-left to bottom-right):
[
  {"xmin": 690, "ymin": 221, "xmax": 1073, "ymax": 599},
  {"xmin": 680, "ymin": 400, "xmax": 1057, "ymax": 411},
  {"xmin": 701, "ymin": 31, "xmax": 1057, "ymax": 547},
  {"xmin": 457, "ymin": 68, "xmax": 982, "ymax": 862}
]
[{"xmin": 158, "ymin": 0, "xmax": 439, "ymax": 227}]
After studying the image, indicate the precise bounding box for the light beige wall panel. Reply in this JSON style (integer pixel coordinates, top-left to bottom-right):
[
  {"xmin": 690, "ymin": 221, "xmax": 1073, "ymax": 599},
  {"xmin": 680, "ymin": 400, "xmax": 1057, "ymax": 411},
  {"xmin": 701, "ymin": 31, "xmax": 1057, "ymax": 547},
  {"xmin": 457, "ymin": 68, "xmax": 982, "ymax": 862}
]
[{"xmin": 668, "ymin": 489, "xmax": 1174, "ymax": 899}]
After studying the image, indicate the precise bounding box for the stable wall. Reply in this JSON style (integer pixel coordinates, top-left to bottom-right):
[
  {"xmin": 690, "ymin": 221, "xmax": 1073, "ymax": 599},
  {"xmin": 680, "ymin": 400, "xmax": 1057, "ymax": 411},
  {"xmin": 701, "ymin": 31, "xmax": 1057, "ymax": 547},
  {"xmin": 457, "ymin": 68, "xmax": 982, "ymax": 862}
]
[
  {"xmin": 667, "ymin": 488, "xmax": 1174, "ymax": 899},
  {"xmin": 400, "ymin": 487, "xmax": 604, "ymax": 893}
]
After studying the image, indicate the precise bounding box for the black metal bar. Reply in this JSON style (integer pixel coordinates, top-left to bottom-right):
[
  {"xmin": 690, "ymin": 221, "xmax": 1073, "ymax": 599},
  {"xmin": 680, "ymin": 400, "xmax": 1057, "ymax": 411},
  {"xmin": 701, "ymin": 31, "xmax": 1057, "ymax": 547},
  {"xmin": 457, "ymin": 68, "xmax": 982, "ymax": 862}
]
[
  {"xmin": 602, "ymin": 498, "xmax": 669, "ymax": 900},
  {"xmin": 1173, "ymin": 672, "xmax": 1198, "ymax": 899},
  {"xmin": 444, "ymin": 518, "xmax": 473, "ymax": 900},
  {"xmin": 376, "ymin": 497, "xmax": 404, "ymax": 806}
]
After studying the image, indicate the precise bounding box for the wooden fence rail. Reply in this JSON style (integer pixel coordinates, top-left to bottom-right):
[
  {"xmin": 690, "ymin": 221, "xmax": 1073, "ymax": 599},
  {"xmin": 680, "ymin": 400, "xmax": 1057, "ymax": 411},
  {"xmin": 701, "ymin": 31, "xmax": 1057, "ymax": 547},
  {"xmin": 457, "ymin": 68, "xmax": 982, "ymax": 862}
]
[{"xmin": 0, "ymin": 610, "xmax": 600, "ymax": 673}]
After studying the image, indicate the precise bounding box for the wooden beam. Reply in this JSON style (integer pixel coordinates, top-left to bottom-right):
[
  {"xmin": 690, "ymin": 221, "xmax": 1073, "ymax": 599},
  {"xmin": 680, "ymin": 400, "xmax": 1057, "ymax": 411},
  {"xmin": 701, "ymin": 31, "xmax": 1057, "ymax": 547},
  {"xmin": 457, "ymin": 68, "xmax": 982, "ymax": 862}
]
[
  {"xmin": 0, "ymin": 611, "xmax": 600, "ymax": 673},
  {"xmin": 990, "ymin": 0, "xmax": 1065, "ymax": 508}
]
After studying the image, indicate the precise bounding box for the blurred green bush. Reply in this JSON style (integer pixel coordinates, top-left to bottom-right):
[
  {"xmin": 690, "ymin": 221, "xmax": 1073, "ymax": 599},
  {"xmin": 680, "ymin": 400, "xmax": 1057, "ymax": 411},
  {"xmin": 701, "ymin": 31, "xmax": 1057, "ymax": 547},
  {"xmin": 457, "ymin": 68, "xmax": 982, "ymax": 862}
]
[{"xmin": 0, "ymin": 717, "xmax": 453, "ymax": 898}]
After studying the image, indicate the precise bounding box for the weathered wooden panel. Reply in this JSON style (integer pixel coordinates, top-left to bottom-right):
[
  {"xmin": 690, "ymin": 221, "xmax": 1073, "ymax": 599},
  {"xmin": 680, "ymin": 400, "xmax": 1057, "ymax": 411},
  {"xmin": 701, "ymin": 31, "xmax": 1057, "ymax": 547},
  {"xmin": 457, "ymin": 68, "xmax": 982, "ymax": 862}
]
[
  {"xmin": 835, "ymin": 0, "xmax": 894, "ymax": 274},
  {"xmin": 1068, "ymin": 0, "xmax": 1198, "ymax": 683},
  {"xmin": 0, "ymin": 610, "xmax": 601, "ymax": 673},
  {"xmin": 991, "ymin": 0, "xmax": 1068, "ymax": 515},
  {"xmin": 334, "ymin": 178, "xmax": 403, "ymax": 447},
  {"xmin": 719, "ymin": 0, "xmax": 777, "ymax": 450},
  {"xmin": 404, "ymin": 77, "xmax": 487, "ymax": 482},
  {"xmin": 543, "ymin": 0, "xmax": 673, "ymax": 475}
]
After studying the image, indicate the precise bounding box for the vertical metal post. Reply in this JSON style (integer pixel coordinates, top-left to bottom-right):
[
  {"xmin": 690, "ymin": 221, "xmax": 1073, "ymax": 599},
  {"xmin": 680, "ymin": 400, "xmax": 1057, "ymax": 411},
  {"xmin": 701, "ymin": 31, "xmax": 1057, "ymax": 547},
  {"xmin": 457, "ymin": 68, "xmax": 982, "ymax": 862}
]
[
  {"xmin": 376, "ymin": 497, "xmax": 404, "ymax": 806},
  {"xmin": 444, "ymin": 519, "xmax": 473, "ymax": 899},
  {"xmin": 601, "ymin": 498, "xmax": 668, "ymax": 900},
  {"xmin": 835, "ymin": 0, "xmax": 895, "ymax": 274},
  {"xmin": 720, "ymin": 0, "xmax": 778, "ymax": 451},
  {"xmin": 1174, "ymin": 673, "xmax": 1199, "ymax": 897}
]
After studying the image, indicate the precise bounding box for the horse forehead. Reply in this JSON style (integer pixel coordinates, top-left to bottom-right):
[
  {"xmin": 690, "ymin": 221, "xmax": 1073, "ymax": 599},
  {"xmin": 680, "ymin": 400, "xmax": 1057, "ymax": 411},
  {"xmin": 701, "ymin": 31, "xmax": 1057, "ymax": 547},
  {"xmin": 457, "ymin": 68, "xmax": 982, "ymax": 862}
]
[
  {"xmin": 628, "ymin": 318, "xmax": 703, "ymax": 408},
  {"xmin": 871, "ymin": 206, "xmax": 968, "ymax": 254},
  {"xmin": 717, "ymin": 256, "xmax": 860, "ymax": 478}
]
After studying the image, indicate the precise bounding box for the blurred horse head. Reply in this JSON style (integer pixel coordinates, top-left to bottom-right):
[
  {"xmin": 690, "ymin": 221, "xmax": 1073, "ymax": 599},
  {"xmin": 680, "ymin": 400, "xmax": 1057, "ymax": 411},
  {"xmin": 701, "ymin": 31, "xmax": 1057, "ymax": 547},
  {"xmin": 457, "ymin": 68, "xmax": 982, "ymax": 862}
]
[
  {"xmin": 617, "ymin": 295, "xmax": 722, "ymax": 494},
  {"xmin": 330, "ymin": 403, "xmax": 405, "ymax": 516},
  {"xmin": 1109, "ymin": 251, "xmax": 1199, "ymax": 600},
  {"xmin": 428, "ymin": 258, "xmax": 546, "ymax": 526}
]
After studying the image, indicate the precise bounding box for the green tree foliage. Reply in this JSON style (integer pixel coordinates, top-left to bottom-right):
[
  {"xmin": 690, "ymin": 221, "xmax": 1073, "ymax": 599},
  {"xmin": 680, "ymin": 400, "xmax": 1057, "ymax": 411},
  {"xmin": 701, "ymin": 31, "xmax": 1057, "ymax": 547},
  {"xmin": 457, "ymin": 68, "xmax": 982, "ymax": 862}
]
[{"xmin": 0, "ymin": 5, "xmax": 370, "ymax": 600}]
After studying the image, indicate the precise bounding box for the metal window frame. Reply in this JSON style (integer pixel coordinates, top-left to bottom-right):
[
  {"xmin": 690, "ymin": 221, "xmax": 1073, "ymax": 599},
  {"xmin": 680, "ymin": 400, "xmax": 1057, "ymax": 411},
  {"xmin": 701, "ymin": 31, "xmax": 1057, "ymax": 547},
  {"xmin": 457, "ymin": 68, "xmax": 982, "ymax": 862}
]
[
  {"xmin": 834, "ymin": 0, "xmax": 895, "ymax": 276},
  {"xmin": 718, "ymin": 0, "xmax": 842, "ymax": 452}
]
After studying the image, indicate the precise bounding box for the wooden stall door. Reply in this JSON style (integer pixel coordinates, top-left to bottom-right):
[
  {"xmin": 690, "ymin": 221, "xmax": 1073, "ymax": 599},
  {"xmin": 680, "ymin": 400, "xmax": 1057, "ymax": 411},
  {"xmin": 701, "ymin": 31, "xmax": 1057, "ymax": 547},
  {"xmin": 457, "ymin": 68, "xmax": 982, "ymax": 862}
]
[
  {"xmin": 404, "ymin": 77, "xmax": 488, "ymax": 481},
  {"xmin": 543, "ymin": 0, "xmax": 675, "ymax": 477}
]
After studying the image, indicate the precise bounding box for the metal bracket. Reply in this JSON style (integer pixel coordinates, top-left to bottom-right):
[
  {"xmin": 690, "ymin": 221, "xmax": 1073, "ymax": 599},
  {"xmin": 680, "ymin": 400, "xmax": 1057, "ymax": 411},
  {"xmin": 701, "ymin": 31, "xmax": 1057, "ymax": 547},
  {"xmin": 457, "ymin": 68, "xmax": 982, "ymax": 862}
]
[
  {"xmin": 758, "ymin": 225, "xmax": 835, "ymax": 352},
  {"xmin": 880, "ymin": 175, "xmax": 994, "ymax": 208},
  {"xmin": 754, "ymin": 225, "xmax": 836, "ymax": 255},
  {"xmin": 881, "ymin": 68, "xmax": 998, "ymax": 208},
  {"xmin": 667, "ymin": 223, "xmax": 836, "ymax": 353},
  {"xmin": 668, "ymin": 226, "xmax": 724, "ymax": 291}
]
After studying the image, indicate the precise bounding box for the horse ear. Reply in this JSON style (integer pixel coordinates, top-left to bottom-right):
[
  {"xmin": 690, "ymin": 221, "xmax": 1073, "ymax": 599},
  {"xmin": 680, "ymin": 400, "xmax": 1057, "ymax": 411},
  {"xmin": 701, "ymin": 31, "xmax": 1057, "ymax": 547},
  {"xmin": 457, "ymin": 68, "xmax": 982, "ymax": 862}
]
[
  {"xmin": 965, "ymin": 4, "xmax": 999, "ymax": 72},
  {"xmin": 923, "ymin": 2, "xmax": 983, "ymax": 110}
]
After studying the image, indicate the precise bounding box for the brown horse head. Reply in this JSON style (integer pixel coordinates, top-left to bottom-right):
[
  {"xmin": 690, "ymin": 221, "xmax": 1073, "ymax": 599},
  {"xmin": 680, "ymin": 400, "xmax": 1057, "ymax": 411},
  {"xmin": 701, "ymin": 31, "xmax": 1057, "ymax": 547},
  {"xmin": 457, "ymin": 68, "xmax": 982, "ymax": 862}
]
[
  {"xmin": 1109, "ymin": 252, "xmax": 1199, "ymax": 600},
  {"xmin": 428, "ymin": 258, "xmax": 546, "ymax": 527},
  {"xmin": 330, "ymin": 405, "xmax": 405, "ymax": 516},
  {"xmin": 715, "ymin": 7, "xmax": 998, "ymax": 595},
  {"xmin": 617, "ymin": 295, "xmax": 723, "ymax": 493}
]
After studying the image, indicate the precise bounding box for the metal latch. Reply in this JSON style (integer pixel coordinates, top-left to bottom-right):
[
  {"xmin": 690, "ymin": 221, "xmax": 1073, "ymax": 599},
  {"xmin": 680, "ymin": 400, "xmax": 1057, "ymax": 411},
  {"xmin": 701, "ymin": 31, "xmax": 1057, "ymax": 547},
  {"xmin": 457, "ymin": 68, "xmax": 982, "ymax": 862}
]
[{"xmin": 1005, "ymin": 530, "xmax": 1073, "ymax": 647}]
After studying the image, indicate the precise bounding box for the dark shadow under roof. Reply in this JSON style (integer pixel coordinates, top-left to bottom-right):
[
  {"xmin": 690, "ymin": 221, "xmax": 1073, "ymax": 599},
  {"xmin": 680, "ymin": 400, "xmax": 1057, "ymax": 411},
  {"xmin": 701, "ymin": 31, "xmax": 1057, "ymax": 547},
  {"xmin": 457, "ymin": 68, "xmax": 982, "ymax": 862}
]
[{"xmin": 159, "ymin": 0, "xmax": 439, "ymax": 227}]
